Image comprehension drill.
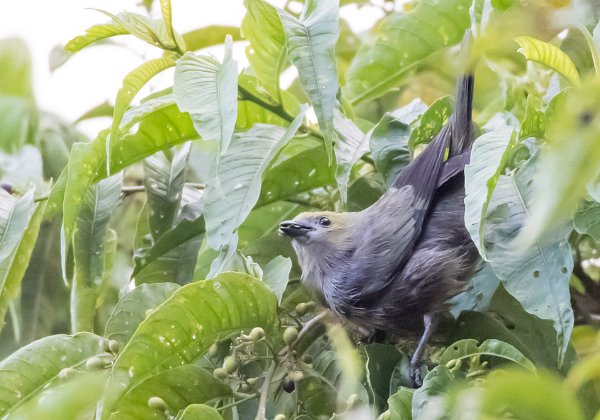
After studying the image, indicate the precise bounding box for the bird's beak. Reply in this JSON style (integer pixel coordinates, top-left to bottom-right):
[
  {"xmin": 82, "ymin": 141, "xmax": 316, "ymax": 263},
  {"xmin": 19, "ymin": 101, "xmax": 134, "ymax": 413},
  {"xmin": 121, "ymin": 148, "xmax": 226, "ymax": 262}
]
[{"xmin": 279, "ymin": 220, "xmax": 312, "ymax": 238}]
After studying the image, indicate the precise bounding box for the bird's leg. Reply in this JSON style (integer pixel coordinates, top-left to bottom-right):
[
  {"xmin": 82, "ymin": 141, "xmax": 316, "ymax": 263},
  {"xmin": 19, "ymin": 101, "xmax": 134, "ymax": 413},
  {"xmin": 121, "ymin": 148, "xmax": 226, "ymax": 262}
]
[{"xmin": 409, "ymin": 313, "xmax": 437, "ymax": 388}]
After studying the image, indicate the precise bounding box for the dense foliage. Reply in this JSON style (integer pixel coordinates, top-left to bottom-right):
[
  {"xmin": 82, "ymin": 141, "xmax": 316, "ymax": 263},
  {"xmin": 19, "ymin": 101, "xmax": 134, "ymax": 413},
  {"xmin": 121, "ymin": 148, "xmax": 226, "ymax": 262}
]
[{"xmin": 2, "ymin": 0, "xmax": 600, "ymax": 418}]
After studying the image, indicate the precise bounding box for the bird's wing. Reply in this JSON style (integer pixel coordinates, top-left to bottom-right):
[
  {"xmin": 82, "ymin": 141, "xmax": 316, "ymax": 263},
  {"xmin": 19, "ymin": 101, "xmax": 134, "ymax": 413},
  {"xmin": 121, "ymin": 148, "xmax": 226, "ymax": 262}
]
[
  {"xmin": 436, "ymin": 149, "xmax": 471, "ymax": 188},
  {"xmin": 344, "ymin": 122, "xmax": 453, "ymax": 306}
]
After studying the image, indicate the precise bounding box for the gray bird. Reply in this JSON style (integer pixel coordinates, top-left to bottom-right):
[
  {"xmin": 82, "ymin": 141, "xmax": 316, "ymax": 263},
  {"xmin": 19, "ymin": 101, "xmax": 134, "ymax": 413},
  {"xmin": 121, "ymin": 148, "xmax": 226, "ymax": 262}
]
[{"xmin": 279, "ymin": 73, "xmax": 479, "ymax": 387}]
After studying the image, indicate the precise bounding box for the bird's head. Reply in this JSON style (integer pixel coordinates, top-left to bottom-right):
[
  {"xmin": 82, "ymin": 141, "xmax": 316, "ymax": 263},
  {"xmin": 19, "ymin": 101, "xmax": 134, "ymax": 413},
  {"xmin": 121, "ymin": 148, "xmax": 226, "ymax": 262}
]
[{"xmin": 279, "ymin": 211, "xmax": 354, "ymax": 248}]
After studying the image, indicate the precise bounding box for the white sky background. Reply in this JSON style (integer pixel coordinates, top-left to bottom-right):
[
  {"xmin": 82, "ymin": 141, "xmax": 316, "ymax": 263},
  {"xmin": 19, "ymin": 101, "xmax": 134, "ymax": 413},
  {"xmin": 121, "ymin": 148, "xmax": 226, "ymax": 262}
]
[{"xmin": 0, "ymin": 0, "xmax": 385, "ymax": 137}]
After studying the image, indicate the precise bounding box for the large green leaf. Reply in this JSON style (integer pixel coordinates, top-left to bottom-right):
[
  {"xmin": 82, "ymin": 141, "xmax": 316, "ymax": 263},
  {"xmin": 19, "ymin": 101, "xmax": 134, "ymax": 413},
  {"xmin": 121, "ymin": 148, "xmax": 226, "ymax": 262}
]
[
  {"xmin": 242, "ymin": 0, "xmax": 287, "ymax": 100},
  {"xmin": 411, "ymin": 366, "xmax": 455, "ymax": 419},
  {"xmin": 176, "ymin": 404, "xmax": 223, "ymax": 420},
  {"xmin": 519, "ymin": 82, "xmax": 600, "ymax": 241},
  {"xmin": 0, "ymin": 201, "xmax": 46, "ymax": 333},
  {"xmin": 0, "ymin": 38, "xmax": 33, "ymax": 98},
  {"xmin": 109, "ymin": 57, "xmax": 176, "ymax": 171},
  {"xmin": 333, "ymin": 109, "xmax": 367, "ymax": 204},
  {"xmin": 107, "ymin": 365, "xmax": 231, "ymax": 419},
  {"xmin": 364, "ymin": 344, "xmax": 403, "ymax": 410},
  {"xmin": 464, "ymin": 122, "xmax": 516, "ymax": 259},
  {"xmin": 448, "ymin": 263, "xmax": 500, "ymax": 318},
  {"xmin": 143, "ymin": 144, "xmax": 190, "ymax": 239},
  {"xmin": 174, "ymin": 36, "xmax": 238, "ymax": 154},
  {"xmin": 263, "ymin": 255, "xmax": 292, "ymax": 304},
  {"xmin": 385, "ymin": 388, "xmax": 414, "ymax": 420},
  {"xmin": 71, "ymin": 174, "xmax": 123, "ymax": 332},
  {"xmin": 105, "ymin": 283, "xmax": 180, "ymax": 347},
  {"xmin": 574, "ymin": 201, "xmax": 600, "ymax": 242},
  {"xmin": 515, "ymin": 36, "xmax": 581, "ymax": 85},
  {"xmin": 204, "ymin": 109, "xmax": 305, "ymax": 250},
  {"xmin": 180, "ymin": 26, "xmax": 241, "ymax": 52},
  {"xmin": 278, "ymin": 0, "xmax": 339, "ymax": 159},
  {"xmin": 0, "ymin": 187, "xmax": 35, "ymax": 261},
  {"xmin": 344, "ymin": 0, "xmax": 470, "ymax": 104},
  {"xmin": 483, "ymin": 155, "xmax": 574, "ymax": 366},
  {"xmin": 103, "ymin": 273, "xmax": 278, "ymax": 413},
  {"xmin": 368, "ymin": 99, "xmax": 427, "ymax": 186},
  {"xmin": 0, "ymin": 333, "xmax": 107, "ymax": 416},
  {"xmin": 438, "ymin": 338, "xmax": 535, "ymax": 371}
]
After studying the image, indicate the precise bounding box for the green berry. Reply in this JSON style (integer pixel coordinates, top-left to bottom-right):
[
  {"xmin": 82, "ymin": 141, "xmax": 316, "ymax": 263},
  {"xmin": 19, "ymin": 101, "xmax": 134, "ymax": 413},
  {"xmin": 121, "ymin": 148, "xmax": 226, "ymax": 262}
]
[
  {"xmin": 223, "ymin": 355, "xmax": 239, "ymax": 373},
  {"xmin": 283, "ymin": 327, "xmax": 299, "ymax": 346},
  {"xmin": 207, "ymin": 343, "xmax": 219, "ymax": 357},
  {"xmin": 108, "ymin": 340, "xmax": 120, "ymax": 354},
  {"xmin": 147, "ymin": 396, "xmax": 168, "ymax": 411},
  {"xmin": 295, "ymin": 302, "xmax": 308, "ymax": 316},
  {"xmin": 290, "ymin": 370, "xmax": 304, "ymax": 381},
  {"xmin": 248, "ymin": 327, "xmax": 265, "ymax": 341},
  {"xmin": 213, "ymin": 367, "xmax": 229, "ymax": 379},
  {"xmin": 274, "ymin": 415, "xmax": 287, "ymax": 420},
  {"xmin": 86, "ymin": 356, "xmax": 106, "ymax": 371}
]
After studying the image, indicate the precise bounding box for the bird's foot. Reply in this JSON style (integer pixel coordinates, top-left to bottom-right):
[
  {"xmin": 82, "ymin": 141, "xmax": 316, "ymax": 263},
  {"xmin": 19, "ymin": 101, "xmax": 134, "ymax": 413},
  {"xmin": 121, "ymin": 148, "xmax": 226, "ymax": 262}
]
[{"xmin": 409, "ymin": 364, "xmax": 423, "ymax": 388}]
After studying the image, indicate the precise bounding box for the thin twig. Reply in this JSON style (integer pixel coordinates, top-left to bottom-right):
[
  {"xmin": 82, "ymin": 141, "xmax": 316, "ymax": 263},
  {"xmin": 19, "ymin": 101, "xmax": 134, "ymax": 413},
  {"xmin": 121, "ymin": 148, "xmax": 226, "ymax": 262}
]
[
  {"xmin": 255, "ymin": 361, "xmax": 277, "ymax": 420},
  {"xmin": 217, "ymin": 393, "xmax": 259, "ymax": 411}
]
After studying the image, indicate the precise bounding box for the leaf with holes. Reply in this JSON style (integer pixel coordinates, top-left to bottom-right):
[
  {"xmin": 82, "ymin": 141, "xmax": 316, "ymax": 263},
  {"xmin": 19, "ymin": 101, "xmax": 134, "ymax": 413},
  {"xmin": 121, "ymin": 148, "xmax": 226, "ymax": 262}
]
[
  {"xmin": 174, "ymin": 36, "xmax": 238, "ymax": 155},
  {"xmin": 203, "ymin": 108, "xmax": 305, "ymax": 250},
  {"xmin": 439, "ymin": 338, "xmax": 535, "ymax": 371},
  {"xmin": 278, "ymin": 0, "xmax": 339, "ymax": 159},
  {"xmin": 574, "ymin": 201, "xmax": 600, "ymax": 242},
  {"xmin": 103, "ymin": 273, "xmax": 278, "ymax": 413}
]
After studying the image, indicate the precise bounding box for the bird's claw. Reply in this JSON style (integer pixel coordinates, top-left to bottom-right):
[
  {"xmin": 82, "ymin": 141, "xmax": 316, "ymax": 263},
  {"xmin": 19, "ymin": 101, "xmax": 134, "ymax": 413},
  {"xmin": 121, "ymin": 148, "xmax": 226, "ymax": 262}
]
[{"xmin": 409, "ymin": 364, "xmax": 423, "ymax": 388}]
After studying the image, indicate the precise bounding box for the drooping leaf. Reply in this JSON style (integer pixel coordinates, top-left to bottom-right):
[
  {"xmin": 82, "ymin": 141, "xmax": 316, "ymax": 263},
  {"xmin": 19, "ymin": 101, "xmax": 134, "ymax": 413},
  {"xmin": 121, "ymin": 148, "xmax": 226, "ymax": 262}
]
[
  {"xmin": 515, "ymin": 36, "xmax": 580, "ymax": 85},
  {"xmin": 0, "ymin": 333, "xmax": 107, "ymax": 416},
  {"xmin": 242, "ymin": 0, "xmax": 287, "ymax": 100},
  {"xmin": 109, "ymin": 57, "xmax": 176, "ymax": 172},
  {"xmin": 263, "ymin": 255, "xmax": 292, "ymax": 304},
  {"xmin": 344, "ymin": 0, "xmax": 471, "ymax": 104},
  {"xmin": 71, "ymin": 174, "xmax": 123, "ymax": 332},
  {"xmin": 64, "ymin": 22, "xmax": 129, "ymax": 54},
  {"xmin": 464, "ymin": 123, "xmax": 516, "ymax": 259},
  {"xmin": 203, "ymin": 108, "xmax": 305, "ymax": 250},
  {"xmin": 103, "ymin": 273, "xmax": 278, "ymax": 413},
  {"xmin": 333, "ymin": 109, "xmax": 367, "ymax": 204},
  {"xmin": 439, "ymin": 338, "xmax": 536, "ymax": 371},
  {"xmin": 143, "ymin": 144, "xmax": 190, "ymax": 239},
  {"xmin": 0, "ymin": 187, "xmax": 35, "ymax": 261},
  {"xmin": 484, "ymin": 155, "xmax": 574, "ymax": 365},
  {"xmin": 107, "ymin": 365, "xmax": 231, "ymax": 419},
  {"xmin": 105, "ymin": 283, "xmax": 180, "ymax": 347},
  {"xmin": 0, "ymin": 201, "xmax": 46, "ymax": 333},
  {"xmin": 175, "ymin": 404, "xmax": 223, "ymax": 420},
  {"xmin": 368, "ymin": 99, "xmax": 427, "ymax": 186},
  {"xmin": 574, "ymin": 201, "xmax": 600, "ymax": 242},
  {"xmin": 180, "ymin": 26, "xmax": 241, "ymax": 53},
  {"xmin": 174, "ymin": 36, "xmax": 238, "ymax": 155},
  {"xmin": 519, "ymin": 81, "xmax": 600, "ymax": 241},
  {"xmin": 278, "ymin": 0, "xmax": 339, "ymax": 159}
]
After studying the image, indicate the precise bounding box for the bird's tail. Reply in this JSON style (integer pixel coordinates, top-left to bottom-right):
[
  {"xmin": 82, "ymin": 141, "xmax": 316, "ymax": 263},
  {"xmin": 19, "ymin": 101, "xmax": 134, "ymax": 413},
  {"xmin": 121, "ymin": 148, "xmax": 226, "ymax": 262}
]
[{"xmin": 449, "ymin": 73, "xmax": 474, "ymax": 158}]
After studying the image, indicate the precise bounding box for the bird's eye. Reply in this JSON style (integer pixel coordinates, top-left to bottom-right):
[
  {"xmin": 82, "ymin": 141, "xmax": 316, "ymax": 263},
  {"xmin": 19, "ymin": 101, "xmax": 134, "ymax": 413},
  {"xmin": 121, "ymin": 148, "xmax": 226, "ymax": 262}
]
[{"xmin": 319, "ymin": 217, "xmax": 331, "ymax": 227}]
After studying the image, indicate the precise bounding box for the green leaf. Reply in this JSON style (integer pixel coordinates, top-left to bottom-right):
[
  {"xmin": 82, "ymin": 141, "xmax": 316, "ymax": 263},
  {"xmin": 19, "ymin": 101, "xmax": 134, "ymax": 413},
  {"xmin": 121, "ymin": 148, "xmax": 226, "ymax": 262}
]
[
  {"xmin": 174, "ymin": 36, "xmax": 238, "ymax": 154},
  {"xmin": 263, "ymin": 255, "xmax": 292, "ymax": 304},
  {"xmin": 107, "ymin": 365, "xmax": 231, "ymax": 419},
  {"xmin": 439, "ymin": 338, "xmax": 536, "ymax": 371},
  {"xmin": 519, "ymin": 94, "xmax": 545, "ymax": 140},
  {"xmin": 180, "ymin": 26, "xmax": 241, "ymax": 52},
  {"xmin": 0, "ymin": 201, "xmax": 46, "ymax": 333},
  {"xmin": 484, "ymin": 155, "xmax": 574, "ymax": 366},
  {"xmin": 519, "ymin": 81, "xmax": 600, "ymax": 241},
  {"xmin": 368, "ymin": 99, "xmax": 427, "ymax": 186},
  {"xmin": 333, "ymin": 110, "xmax": 367, "ymax": 204},
  {"xmin": 242, "ymin": 0, "xmax": 287, "ymax": 100},
  {"xmin": 385, "ymin": 387, "xmax": 414, "ymax": 420},
  {"xmin": 0, "ymin": 332, "xmax": 107, "ymax": 416},
  {"xmin": 278, "ymin": 0, "xmax": 339, "ymax": 159},
  {"xmin": 159, "ymin": 0, "xmax": 179, "ymax": 51},
  {"xmin": 409, "ymin": 96, "xmax": 453, "ymax": 150},
  {"xmin": 411, "ymin": 366, "xmax": 455, "ymax": 419},
  {"xmin": 64, "ymin": 22, "xmax": 128, "ymax": 53},
  {"xmin": 344, "ymin": 0, "xmax": 471, "ymax": 104},
  {"xmin": 105, "ymin": 283, "xmax": 180, "ymax": 347},
  {"xmin": 448, "ymin": 263, "xmax": 500, "ymax": 318},
  {"xmin": 204, "ymin": 108, "xmax": 305, "ymax": 250},
  {"xmin": 0, "ymin": 187, "xmax": 35, "ymax": 261},
  {"xmin": 74, "ymin": 100, "xmax": 114, "ymax": 124},
  {"xmin": 574, "ymin": 201, "xmax": 600, "ymax": 242},
  {"xmin": 5, "ymin": 370, "xmax": 109, "ymax": 420},
  {"xmin": 176, "ymin": 404, "xmax": 223, "ymax": 420},
  {"xmin": 464, "ymin": 122, "xmax": 516, "ymax": 259},
  {"xmin": 515, "ymin": 36, "xmax": 580, "ymax": 85},
  {"xmin": 143, "ymin": 144, "xmax": 190, "ymax": 239},
  {"xmin": 103, "ymin": 273, "xmax": 278, "ymax": 412},
  {"xmin": 109, "ymin": 57, "xmax": 176, "ymax": 171},
  {"xmin": 0, "ymin": 97, "xmax": 37, "ymax": 152},
  {"xmin": 364, "ymin": 344, "xmax": 403, "ymax": 410},
  {"xmin": 0, "ymin": 38, "xmax": 33, "ymax": 98},
  {"xmin": 71, "ymin": 174, "xmax": 123, "ymax": 332}
]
